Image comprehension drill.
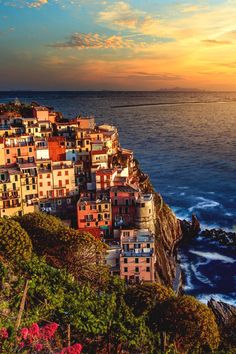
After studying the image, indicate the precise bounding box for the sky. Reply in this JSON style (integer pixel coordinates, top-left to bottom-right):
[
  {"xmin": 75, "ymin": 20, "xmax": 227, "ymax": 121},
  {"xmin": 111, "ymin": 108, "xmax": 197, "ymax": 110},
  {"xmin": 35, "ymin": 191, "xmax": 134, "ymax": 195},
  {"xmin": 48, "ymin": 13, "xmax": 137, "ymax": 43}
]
[{"xmin": 0, "ymin": 0, "xmax": 236, "ymax": 90}]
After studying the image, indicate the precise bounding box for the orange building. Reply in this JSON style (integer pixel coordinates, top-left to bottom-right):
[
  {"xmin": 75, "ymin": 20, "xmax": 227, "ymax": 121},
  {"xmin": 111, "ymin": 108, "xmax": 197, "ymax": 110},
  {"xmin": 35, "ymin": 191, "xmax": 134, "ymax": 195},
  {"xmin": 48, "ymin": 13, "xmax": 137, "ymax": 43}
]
[
  {"xmin": 33, "ymin": 106, "xmax": 49, "ymax": 121},
  {"xmin": 48, "ymin": 137, "xmax": 66, "ymax": 161},
  {"xmin": 77, "ymin": 193, "xmax": 112, "ymax": 237},
  {"xmin": 120, "ymin": 228, "xmax": 156, "ymax": 283},
  {"xmin": 4, "ymin": 136, "xmax": 35, "ymax": 166}
]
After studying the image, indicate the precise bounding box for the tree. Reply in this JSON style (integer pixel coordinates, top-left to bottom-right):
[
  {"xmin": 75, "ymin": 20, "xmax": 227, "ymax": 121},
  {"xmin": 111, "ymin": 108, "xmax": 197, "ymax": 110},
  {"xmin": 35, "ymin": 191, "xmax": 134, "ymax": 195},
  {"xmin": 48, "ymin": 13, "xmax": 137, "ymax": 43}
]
[
  {"xmin": 125, "ymin": 282, "xmax": 174, "ymax": 317},
  {"xmin": 149, "ymin": 295, "xmax": 220, "ymax": 352},
  {"xmin": 16, "ymin": 213, "xmax": 108, "ymax": 287},
  {"xmin": 0, "ymin": 218, "xmax": 32, "ymax": 264}
]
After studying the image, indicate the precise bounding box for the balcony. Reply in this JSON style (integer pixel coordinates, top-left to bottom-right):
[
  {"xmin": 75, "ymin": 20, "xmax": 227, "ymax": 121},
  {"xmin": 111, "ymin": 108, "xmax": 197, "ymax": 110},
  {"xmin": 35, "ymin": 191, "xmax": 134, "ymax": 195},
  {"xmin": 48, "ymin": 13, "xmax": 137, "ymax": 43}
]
[{"xmin": 121, "ymin": 249, "xmax": 154, "ymax": 257}]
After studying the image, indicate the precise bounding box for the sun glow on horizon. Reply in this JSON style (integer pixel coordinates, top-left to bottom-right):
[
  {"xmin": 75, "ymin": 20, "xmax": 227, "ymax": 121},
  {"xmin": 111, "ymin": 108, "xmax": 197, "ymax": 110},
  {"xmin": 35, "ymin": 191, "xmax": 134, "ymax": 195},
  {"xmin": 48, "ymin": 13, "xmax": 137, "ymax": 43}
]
[{"xmin": 0, "ymin": 0, "xmax": 236, "ymax": 90}]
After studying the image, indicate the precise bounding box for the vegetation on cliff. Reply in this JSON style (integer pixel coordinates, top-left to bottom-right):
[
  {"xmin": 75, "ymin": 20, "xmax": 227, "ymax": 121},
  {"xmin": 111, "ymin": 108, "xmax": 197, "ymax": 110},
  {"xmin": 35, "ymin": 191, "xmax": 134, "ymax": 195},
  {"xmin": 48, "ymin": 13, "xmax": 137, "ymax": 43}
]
[{"xmin": 0, "ymin": 213, "xmax": 230, "ymax": 353}]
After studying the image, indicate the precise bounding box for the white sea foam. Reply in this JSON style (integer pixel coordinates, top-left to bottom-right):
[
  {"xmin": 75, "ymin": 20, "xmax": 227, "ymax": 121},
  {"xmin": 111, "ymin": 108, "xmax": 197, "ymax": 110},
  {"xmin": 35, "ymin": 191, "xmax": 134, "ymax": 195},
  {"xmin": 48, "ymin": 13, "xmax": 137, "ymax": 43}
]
[
  {"xmin": 189, "ymin": 250, "xmax": 236, "ymax": 263},
  {"xmin": 188, "ymin": 197, "xmax": 220, "ymax": 212},
  {"xmin": 180, "ymin": 261, "xmax": 195, "ymax": 291},
  {"xmin": 191, "ymin": 264, "xmax": 214, "ymax": 287},
  {"xmin": 197, "ymin": 294, "xmax": 236, "ymax": 307}
]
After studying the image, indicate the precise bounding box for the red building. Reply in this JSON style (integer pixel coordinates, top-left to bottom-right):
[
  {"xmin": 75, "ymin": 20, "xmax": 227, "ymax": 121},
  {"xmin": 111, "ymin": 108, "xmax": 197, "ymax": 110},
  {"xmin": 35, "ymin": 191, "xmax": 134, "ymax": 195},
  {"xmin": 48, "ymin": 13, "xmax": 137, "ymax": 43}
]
[
  {"xmin": 110, "ymin": 185, "xmax": 139, "ymax": 227},
  {"xmin": 48, "ymin": 137, "xmax": 66, "ymax": 161},
  {"xmin": 95, "ymin": 167, "xmax": 117, "ymax": 191}
]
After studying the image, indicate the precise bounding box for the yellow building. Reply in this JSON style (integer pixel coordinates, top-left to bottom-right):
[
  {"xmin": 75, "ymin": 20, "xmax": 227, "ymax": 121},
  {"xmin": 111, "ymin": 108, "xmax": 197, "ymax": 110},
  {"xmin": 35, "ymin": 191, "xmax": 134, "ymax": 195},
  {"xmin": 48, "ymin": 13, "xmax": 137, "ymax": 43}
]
[
  {"xmin": 18, "ymin": 163, "xmax": 39, "ymax": 214},
  {"xmin": 0, "ymin": 168, "xmax": 23, "ymax": 217}
]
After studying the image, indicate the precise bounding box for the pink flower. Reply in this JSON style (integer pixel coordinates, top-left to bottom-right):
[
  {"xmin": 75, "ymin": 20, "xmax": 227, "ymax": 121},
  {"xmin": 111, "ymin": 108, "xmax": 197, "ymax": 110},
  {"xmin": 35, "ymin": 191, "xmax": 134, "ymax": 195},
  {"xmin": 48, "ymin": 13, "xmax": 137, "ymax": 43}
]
[
  {"xmin": 0, "ymin": 327, "xmax": 8, "ymax": 339},
  {"xmin": 20, "ymin": 327, "xmax": 29, "ymax": 340},
  {"xmin": 60, "ymin": 343, "xmax": 83, "ymax": 354},
  {"xmin": 40, "ymin": 322, "xmax": 59, "ymax": 340},
  {"xmin": 18, "ymin": 341, "xmax": 25, "ymax": 349},
  {"xmin": 29, "ymin": 323, "xmax": 40, "ymax": 337},
  {"xmin": 34, "ymin": 343, "xmax": 43, "ymax": 352}
]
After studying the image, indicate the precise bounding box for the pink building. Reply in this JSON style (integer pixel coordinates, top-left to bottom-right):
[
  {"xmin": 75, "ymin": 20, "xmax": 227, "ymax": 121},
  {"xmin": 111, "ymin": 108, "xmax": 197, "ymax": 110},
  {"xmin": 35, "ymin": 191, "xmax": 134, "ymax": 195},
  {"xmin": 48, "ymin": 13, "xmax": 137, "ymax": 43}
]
[
  {"xmin": 120, "ymin": 228, "xmax": 156, "ymax": 283},
  {"xmin": 110, "ymin": 185, "xmax": 139, "ymax": 227},
  {"xmin": 33, "ymin": 106, "xmax": 49, "ymax": 121}
]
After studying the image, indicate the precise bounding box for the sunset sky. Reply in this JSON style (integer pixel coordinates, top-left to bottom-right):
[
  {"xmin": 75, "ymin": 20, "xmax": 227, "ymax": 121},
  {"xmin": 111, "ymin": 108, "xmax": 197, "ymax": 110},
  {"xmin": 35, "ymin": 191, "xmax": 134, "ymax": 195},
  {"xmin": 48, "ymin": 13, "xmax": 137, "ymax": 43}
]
[{"xmin": 0, "ymin": 0, "xmax": 236, "ymax": 90}]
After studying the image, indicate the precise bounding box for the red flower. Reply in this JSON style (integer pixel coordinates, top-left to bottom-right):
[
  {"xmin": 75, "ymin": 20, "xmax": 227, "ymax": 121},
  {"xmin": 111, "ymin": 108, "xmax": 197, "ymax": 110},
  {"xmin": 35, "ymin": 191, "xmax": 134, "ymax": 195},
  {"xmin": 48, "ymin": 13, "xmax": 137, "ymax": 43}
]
[
  {"xmin": 29, "ymin": 323, "xmax": 40, "ymax": 338},
  {"xmin": 60, "ymin": 343, "xmax": 83, "ymax": 354},
  {"xmin": 0, "ymin": 328, "xmax": 8, "ymax": 339},
  {"xmin": 20, "ymin": 327, "xmax": 29, "ymax": 340},
  {"xmin": 34, "ymin": 343, "xmax": 43, "ymax": 352},
  {"xmin": 40, "ymin": 322, "xmax": 59, "ymax": 340},
  {"xmin": 18, "ymin": 341, "xmax": 25, "ymax": 349}
]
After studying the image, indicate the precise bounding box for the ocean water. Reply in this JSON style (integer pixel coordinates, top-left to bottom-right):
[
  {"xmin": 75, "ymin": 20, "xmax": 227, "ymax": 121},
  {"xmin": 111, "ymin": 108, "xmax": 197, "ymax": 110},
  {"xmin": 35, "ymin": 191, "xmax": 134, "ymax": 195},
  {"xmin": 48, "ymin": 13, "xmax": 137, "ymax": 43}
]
[{"xmin": 0, "ymin": 91, "xmax": 235, "ymax": 305}]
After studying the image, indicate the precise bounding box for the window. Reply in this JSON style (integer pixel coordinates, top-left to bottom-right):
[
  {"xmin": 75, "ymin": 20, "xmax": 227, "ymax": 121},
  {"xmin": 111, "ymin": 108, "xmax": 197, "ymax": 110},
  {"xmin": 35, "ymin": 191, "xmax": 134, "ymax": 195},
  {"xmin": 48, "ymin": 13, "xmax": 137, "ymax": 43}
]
[
  {"xmin": 7, "ymin": 159, "xmax": 10, "ymax": 164},
  {"xmin": 57, "ymin": 199, "xmax": 62, "ymax": 205},
  {"xmin": 39, "ymin": 182, "xmax": 43, "ymax": 187},
  {"xmin": 29, "ymin": 147, "xmax": 32, "ymax": 152},
  {"xmin": 47, "ymin": 181, "xmax": 51, "ymax": 187},
  {"xmin": 40, "ymin": 191, "xmax": 43, "ymax": 197},
  {"xmin": 135, "ymin": 267, "xmax": 139, "ymax": 273},
  {"xmin": 17, "ymin": 148, "xmax": 21, "ymax": 156},
  {"xmin": 141, "ymin": 203, "xmax": 145, "ymax": 207},
  {"xmin": 124, "ymin": 258, "xmax": 128, "ymax": 264},
  {"xmin": 146, "ymin": 267, "xmax": 150, "ymax": 272},
  {"xmin": 15, "ymin": 175, "xmax": 18, "ymax": 182},
  {"xmin": 47, "ymin": 174, "xmax": 50, "ymax": 178},
  {"xmin": 57, "ymin": 171, "xmax": 62, "ymax": 176},
  {"xmin": 65, "ymin": 171, "xmax": 69, "ymax": 175},
  {"xmin": 146, "ymin": 244, "xmax": 150, "ymax": 248},
  {"xmin": 39, "ymin": 174, "xmax": 43, "ymax": 179},
  {"xmin": 32, "ymin": 185, "xmax": 36, "ymax": 190},
  {"xmin": 124, "ymin": 267, "xmax": 128, "ymax": 273},
  {"xmin": 80, "ymin": 205, "xmax": 86, "ymax": 210},
  {"xmin": 146, "ymin": 258, "xmax": 150, "ymax": 263},
  {"xmin": 125, "ymin": 207, "xmax": 128, "ymax": 213},
  {"xmin": 26, "ymin": 186, "xmax": 30, "ymax": 191},
  {"xmin": 6, "ymin": 149, "xmax": 10, "ymax": 154},
  {"xmin": 65, "ymin": 179, "xmax": 69, "ymax": 185},
  {"xmin": 135, "ymin": 258, "xmax": 139, "ymax": 263}
]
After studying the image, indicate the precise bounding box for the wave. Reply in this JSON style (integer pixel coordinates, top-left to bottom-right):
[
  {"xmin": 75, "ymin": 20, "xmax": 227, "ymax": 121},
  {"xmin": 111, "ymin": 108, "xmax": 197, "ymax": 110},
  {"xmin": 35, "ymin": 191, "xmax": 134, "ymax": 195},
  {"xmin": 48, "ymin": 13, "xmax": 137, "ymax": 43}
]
[
  {"xmin": 191, "ymin": 264, "xmax": 214, "ymax": 287},
  {"xmin": 189, "ymin": 250, "xmax": 236, "ymax": 263},
  {"xmin": 188, "ymin": 197, "xmax": 220, "ymax": 212}
]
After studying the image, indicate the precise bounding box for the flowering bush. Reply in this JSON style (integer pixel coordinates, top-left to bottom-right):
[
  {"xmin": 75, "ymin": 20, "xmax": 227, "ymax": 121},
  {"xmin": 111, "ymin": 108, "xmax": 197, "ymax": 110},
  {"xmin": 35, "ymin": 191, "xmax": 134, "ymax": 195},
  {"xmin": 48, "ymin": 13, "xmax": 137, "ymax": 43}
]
[
  {"xmin": 0, "ymin": 323, "xmax": 82, "ymax": 353},
  {"xmin": 60, "ymin": 343, "xmax": 83, "ymax": 354},
  {"xmin": 0, "ymin": 327, "xmax": 8, "ymax": 340}
]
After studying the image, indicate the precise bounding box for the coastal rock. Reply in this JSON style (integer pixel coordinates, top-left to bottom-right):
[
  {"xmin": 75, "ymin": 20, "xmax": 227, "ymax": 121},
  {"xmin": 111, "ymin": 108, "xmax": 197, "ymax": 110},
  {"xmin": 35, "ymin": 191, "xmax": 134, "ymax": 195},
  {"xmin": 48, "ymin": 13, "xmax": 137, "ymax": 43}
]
[
  {"xmin": 201, "ymin": 228, "xmax": 236, "ymax": 247},
  {"xmin": 180, "ymin": 214, "xmax": 201, "ymax": 240},
  {"xmin": 208, "ymin": 298, "xmax": 236, "ymax": 326},
  {"xmin": 134, "ymin": 164, "xmax": 183, "ymax": 287}
]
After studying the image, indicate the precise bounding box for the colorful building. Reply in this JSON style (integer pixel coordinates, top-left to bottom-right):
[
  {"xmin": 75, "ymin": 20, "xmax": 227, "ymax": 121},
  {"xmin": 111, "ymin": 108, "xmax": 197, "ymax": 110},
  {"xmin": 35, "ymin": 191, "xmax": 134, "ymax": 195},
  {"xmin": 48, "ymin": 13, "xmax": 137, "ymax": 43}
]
[
  {"xmin": 77, "ymin": 193, "xmax": 112, "ymax": 237},
  {"xmin": 120, "ymin": 228, "xmax": 156, "ymax": 283},
  {"xmin": 110, "ymin": 185, "xmax": 139, "ymax": 227}
]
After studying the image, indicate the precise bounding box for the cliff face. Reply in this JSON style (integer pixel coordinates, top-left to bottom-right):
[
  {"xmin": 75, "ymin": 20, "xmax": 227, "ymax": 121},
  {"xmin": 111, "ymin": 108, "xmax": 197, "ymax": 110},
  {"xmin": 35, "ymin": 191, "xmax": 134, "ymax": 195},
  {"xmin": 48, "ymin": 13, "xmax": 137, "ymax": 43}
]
[
  {"xmin": 133, "ymin": 166, "xmax": 183, "ymax": 288},
  {"xmin": 153, "ymin": 196, "xmax": 182, "ymax": 286}
]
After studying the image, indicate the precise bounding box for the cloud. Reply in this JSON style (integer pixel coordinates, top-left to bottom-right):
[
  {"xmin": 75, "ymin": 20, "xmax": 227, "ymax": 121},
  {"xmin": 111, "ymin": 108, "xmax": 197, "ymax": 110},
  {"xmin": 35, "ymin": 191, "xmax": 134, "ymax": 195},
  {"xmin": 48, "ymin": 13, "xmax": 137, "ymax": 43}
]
[
  {"xmin": 1, "ymin": 0, "xmax": 48, "ymax": 8},
  {"xmin": 113, "ymin": 71, "xmax": 183, "ymax": 81},
  {"xmin": 27, "ymin": 0, "xmax": 48, "ymax": 8},
  {"xmin": 98, "ymin": 1, "xmax": 160, "ymax": 36},
  {"xmin": 179, "ymin": 4, "xmax": 208, "ymax": 13},
  {"xmin": 201, "ymin": 39, "xmax": 232, "ymax": 45},
  {"xmin": 48, "ymin": 32, "xmax": 146, "ymax": 49}
]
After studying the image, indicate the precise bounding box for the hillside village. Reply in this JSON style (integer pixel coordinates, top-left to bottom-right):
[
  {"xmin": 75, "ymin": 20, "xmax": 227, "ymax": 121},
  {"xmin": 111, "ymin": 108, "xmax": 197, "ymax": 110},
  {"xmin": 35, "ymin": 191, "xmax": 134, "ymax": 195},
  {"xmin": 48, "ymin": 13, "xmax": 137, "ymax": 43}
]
[{"xmin": 0, "ymin": 100, "xmax": 157, "ymax": 284}]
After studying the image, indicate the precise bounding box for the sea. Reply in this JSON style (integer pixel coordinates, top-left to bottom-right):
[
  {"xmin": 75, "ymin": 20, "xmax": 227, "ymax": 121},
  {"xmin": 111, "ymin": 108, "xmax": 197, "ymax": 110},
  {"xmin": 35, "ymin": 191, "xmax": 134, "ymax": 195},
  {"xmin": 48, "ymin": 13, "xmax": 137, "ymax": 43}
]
[{"xmin": 0, "ymin": 91, "xmax": 235, "ymax": 305}]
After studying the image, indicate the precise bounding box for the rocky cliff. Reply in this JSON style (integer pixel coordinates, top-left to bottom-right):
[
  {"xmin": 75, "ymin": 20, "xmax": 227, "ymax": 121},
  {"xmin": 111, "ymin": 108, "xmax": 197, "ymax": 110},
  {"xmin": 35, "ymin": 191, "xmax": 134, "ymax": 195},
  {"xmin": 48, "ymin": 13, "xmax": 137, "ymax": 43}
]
[{"xmin": 132, "ymin": 163, "xmax": 183, "ymax": 288}]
